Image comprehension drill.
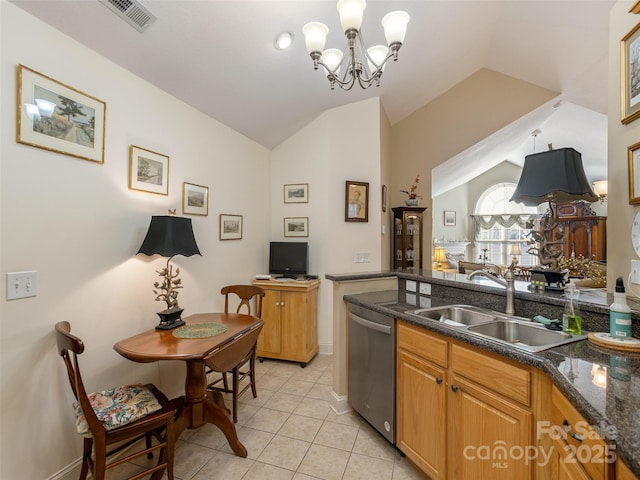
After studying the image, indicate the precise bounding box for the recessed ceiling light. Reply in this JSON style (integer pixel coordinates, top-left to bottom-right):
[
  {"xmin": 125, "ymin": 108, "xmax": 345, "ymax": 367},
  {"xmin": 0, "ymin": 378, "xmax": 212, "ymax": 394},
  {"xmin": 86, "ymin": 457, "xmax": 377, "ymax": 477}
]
[{"xmin": 274, "ymin": 32, "xmax": 293, "ymax": 50}]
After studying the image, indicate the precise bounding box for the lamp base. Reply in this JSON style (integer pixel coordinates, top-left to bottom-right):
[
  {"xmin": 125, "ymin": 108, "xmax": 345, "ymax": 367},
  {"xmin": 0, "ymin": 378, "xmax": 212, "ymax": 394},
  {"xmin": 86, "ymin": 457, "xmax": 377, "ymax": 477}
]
[
  {"xmin": 155, "ymin": 308, "xmax": 185, "ymax": 330},
  {"xmin": 529, "ymin": 269, "xmax": 567, "ymax": 289}
]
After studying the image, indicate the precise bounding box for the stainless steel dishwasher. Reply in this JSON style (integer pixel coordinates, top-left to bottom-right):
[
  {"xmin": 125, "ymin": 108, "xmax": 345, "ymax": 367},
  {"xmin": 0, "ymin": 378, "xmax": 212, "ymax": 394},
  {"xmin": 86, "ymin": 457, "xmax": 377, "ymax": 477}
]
[{"xmin": 347, "ymin": 303, "xmax": 395, "ymax": 444}]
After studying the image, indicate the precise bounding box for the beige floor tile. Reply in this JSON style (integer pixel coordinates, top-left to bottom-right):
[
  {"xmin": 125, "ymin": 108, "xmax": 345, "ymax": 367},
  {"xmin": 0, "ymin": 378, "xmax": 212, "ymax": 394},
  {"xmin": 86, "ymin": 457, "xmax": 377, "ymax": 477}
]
[
  {"xmin": 267, "ymin": 362, "xmax": 301, "ymax": 378},
  {"xmin": 278, "ymin": 413, "xmax": 324, "ymax": 442},
  {"xmin": 239, "ymin": 387, "xmax": 274, "ymax": 407},
  {"xmin": 235, "ymin": 402, "xmax": 260, "ymax": 426},
  {"xmin": 306, "ymin": 354, "xmax": 333, "ymax": 370},
  {"xmin": 191, "ymin": 450, "xmax": 254, "ymax": 480},
  {"xmin": 305, "ymin": 383, "xmax": 332, "ymax": 401},
  {"xmin": 185, "ymin": 422, "xmax": 229, "ymax": 449},
  {"xmin": 292, "ymin": 473, "xmax": 321, "ymax": 480},
  {"xmin": 279, "ymin": 378, "xmax": 315, "ymax": 396},
  {"xmin": 267, "ymin": 391, "xmax": 304, "ymax": 413},
  {"xmin": 343, "ymin": 453, "xmax": 394, "ymax": 480},
  {"xmin": 258, "ymin": 434, "xmax": 311, "ymax": 471},
  {"xmin": 244, "ymin": 406, "xmax": 290, "ymax": 433},
  {"xmin": 172, "ymin": 441, "xmax": 218, "ymax": 480},
  {"xmin": 291, "ymin": 367, "xmax": 323, "ymax": 383},
  {"xmin": 215, "ymin": 425, "xmax": 275, "ymax": 460},
  {"xmin": 257, "ymin": 374, "xmax": 289, "ymax": 391},
  {"xmin": 298, "ymin": 444, "xmax": 350, "ymax": 480},
  {"xmin": 352, "ymin": 427, "xmax": 396, "ymax": 462},
  {"xmin": 313, "ymin": 421, "xmax": 359, "ymax": 451},
  {"xmin": 316, "ymin": 371, "xmax": 333, "ymax": 386},
  {"xmin": 293, "ymin": 397, "xmax": 330, "ymax": 420},
  {"xmin": 392, "ymin": 456, "xmax": 429, "ymax": 479},
  {"xmin": 325, "ymin": 410, "xmax": 366, "ymax": 428},
  {"xmin": 243, "ymin": 461, "xmax": 296, "ymax": 480}
]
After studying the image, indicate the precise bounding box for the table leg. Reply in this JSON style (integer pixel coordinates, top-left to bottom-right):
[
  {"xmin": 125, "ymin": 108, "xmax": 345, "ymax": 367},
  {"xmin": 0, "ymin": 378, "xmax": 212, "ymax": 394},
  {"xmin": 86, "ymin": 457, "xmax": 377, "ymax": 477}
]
[{"xmin": 204, "ymin": 390, "xmax": 247, "ymax": 457}]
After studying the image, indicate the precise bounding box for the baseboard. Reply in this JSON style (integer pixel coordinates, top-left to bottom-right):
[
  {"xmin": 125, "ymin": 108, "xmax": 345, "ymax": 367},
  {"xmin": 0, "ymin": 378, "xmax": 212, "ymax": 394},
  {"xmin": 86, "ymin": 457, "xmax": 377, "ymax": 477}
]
[
  {"xmin": 46, "ymin": 458, "xmax": 82, "ymax": 480},
  {"xmin": 329, "ymin": 390, "xmax": 352, "ymax": 415},
  {"xmin": 318, "ymin": 342, "xmax": 333, "ymax": 355}
]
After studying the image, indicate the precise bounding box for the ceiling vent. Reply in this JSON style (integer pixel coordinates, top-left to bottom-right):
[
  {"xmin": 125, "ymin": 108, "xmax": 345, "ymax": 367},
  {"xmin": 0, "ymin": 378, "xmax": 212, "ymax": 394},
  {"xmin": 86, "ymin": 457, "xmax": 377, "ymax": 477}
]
[{"xmin": 98, "ymin": 0, "xmax": 156, "ymax": 33}]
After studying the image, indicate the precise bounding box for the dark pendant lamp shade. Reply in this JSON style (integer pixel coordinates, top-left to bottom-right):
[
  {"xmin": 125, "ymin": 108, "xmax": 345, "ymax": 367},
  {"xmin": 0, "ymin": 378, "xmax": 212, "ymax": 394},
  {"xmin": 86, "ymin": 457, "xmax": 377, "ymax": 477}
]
[
  {"xmin": 510, "ymin": 148, "xmax": 598, "ymax": 206},
  {"xmin": 137, "ymin": 215, "xmax": 201, "ymax": 258}
]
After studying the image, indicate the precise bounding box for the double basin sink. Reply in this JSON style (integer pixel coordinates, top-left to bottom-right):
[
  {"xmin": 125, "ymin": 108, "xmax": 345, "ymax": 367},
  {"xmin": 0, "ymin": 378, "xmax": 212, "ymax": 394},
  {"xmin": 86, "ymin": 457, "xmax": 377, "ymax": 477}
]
[{"xmin": 406, "ymin": 304, "xmax": 587, "ymax": 353}]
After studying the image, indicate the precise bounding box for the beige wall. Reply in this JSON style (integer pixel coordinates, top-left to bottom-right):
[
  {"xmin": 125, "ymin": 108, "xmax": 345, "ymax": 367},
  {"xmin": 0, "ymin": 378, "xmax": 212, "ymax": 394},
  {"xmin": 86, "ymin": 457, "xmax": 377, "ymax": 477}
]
[{"xmin": 391, "ymin": 69, "xmax": 559, "ymax": 264}]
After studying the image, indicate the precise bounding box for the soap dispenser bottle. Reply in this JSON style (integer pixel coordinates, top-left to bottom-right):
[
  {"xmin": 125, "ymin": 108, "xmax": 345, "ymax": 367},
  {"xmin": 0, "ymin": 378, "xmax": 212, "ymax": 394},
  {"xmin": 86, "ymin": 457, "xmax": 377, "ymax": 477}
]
[
  {"xmin": 562, "ymin": 283, "xmax": 582, "ymax": 334},
  {"xmin": 610, "ymin": 277, "xmax": 632, "ymax": 338}
]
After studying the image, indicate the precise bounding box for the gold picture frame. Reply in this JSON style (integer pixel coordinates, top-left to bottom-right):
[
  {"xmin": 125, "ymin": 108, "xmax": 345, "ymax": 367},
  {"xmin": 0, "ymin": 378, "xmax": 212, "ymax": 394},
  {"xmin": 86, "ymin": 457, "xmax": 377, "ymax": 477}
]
[
  {"xmin": 182, "ymin": 182, "xmax": 209, "ymax": 216},
  {"xmin": 284, "ymin": 217, "xmax": 309, "ymax": 237},
  {"xmin": 621, "ymin": 23, "xmax": 640, "ymax": 124},
  {"xmin": 284, "ymin": 183, "xmax": 309, "ymax": 203},
  {"xmin": 628, "ymin": 141, "xmax": 640, "ymax": 204},
  {"xmin": 16, "ymin": 64, "xmax": 106, "ymax": 163},
  {"xmin": 129, "ymin": 145, "xmax": 169, "ymax": 195}
]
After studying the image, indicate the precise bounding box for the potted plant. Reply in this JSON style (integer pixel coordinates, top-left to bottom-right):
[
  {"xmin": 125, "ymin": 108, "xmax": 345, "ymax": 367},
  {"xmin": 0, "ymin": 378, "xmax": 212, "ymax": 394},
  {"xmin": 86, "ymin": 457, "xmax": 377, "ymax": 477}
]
[{"xmin": 401, "ymin": 175, "xmax": 422, "ymax": 206}]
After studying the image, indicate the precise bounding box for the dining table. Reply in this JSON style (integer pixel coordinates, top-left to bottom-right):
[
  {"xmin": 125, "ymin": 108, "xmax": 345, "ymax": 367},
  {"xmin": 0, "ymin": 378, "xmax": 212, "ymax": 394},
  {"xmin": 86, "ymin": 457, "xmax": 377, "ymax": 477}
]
[{"xmin": 114, "ymin": 312, "xmax": 263, "ymax": 457}]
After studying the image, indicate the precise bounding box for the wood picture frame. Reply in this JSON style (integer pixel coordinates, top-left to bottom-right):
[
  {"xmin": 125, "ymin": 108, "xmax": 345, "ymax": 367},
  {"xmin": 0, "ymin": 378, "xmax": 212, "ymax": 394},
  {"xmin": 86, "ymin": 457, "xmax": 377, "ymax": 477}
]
[
  {"xmin": 219, "ymin": 214, "xmax": 243, "ymax": 240},
  {"xmin": 182, "ymin": 182, "xmax": 209, "ymax": 215},
  {"xmin": 444, "ymin": 210, "xmax": 456, "ymax": 226},
  {"xmin": 129, "ymin": 145, "xmax": 169, "ymax": 195},
  {"xmin": 17, "ymin": 64, "xmax": 106, "ymax": 163},
  {"xmin": 382, "ymin": 184, "xmax": 388, "ymax": 212},
  {"xmin": 345, "ymin": 180, "xmax": 369, "ymax": 222},
  {"xmin": 284, "ymin": 217, "xmax": 309, "ymax": 237},
  {"xmin": 628, "ymin": 141, "xmax": 640, "ymax": 204},
  {"xmin": 621, "ymin": 22, "xmax": 640, "ymax": 124},
  {"xmin": 284, "ymin": 183, "xmax": 309, "ymax": 203}
]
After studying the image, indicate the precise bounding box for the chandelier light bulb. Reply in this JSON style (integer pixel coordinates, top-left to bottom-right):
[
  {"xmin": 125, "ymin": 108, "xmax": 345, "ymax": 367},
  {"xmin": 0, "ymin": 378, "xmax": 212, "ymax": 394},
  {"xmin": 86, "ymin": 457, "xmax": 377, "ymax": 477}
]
[
  {"xmin": 381, "ymin": 11, "xmax": 410, "ymax": 45},
  {"xmin": 366, "ymin": 45, "xmax": 388, "ymax": 73},
  {"xmin": 322, "ymin": 48, "xmax": 344, "ymax": 74},
  {"xmin": 337, "ymin": 0, "xmax": 366, "ymax": 32},
  {"xmin": 302, "ymin": 22, "xmax": 329, "ymax": 54}
]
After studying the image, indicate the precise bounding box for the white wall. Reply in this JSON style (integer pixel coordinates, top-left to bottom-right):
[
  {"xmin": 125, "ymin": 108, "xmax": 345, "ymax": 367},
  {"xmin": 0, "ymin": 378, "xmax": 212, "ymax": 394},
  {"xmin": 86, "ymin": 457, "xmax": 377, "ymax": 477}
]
[
  {"xmin": 271, "ymin": 97, "xmax": 384, "ymax": 353},
  {"xmin": 0, "ymin": 3, "xmax": 271, "ymax": 478}
]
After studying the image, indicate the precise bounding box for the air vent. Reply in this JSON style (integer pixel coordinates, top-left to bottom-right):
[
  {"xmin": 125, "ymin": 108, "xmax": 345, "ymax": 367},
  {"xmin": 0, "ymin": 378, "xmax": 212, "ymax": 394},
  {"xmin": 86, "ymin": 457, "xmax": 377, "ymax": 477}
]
[{"xmin": 98, "ymin": 0, "xmax": 156, "ymax": 33}]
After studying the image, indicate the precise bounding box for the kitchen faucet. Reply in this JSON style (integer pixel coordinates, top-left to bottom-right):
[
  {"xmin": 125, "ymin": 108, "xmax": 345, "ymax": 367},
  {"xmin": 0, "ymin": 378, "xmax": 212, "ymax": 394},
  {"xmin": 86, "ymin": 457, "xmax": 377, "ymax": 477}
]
[{"xmin": 467, "ymin": 265, "xmax": 515, "ymax": 315}]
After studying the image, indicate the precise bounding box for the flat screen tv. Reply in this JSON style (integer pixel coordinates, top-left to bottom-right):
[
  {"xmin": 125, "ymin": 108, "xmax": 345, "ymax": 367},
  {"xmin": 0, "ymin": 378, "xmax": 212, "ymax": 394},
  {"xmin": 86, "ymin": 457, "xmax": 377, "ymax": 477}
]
[{"xmin": 269, "ymin": 242, "xmax": 308, "ymax": 277}]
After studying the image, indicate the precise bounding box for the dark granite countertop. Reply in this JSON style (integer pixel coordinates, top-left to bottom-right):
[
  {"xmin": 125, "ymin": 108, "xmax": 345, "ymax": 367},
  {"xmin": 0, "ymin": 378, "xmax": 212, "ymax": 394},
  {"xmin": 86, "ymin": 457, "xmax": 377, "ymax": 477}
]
[{"xmin": 342, "ymin": 287, "xmax": 640, "ymax": 475}]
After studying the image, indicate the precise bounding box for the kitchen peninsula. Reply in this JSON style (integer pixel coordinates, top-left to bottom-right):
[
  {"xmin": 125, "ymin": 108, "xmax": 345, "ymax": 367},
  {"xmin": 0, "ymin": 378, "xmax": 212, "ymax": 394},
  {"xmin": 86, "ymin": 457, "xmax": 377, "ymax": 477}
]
[{"xmin": 327, "ymin": 269, "xmax": 640, "ymax": 478}]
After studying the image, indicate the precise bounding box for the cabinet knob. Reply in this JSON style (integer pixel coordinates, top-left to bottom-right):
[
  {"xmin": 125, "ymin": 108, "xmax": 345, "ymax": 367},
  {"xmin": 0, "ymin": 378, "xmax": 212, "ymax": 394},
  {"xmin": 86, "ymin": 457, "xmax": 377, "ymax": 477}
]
[
  {"xmin": 562, "ymin": 420, "xmax": 583, "ymax": 442},
  {"xmin": 435, "ymin": 377, "xmax": 443, "ymax": 384},
  {"xmin": 281, "ymin": 302, "xmax": 285, "ymax": 308},
  {"xmin": 451, "ymin": 384, "xmax": 459, "ymax": 392}
]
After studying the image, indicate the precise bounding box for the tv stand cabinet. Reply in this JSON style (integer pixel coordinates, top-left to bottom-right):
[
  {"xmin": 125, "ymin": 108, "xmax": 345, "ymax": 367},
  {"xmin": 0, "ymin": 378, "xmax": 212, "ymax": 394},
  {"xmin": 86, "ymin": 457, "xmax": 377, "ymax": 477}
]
[{"xmin": 252, "ymin": 278, "xmax": 320, "ymax": 366}]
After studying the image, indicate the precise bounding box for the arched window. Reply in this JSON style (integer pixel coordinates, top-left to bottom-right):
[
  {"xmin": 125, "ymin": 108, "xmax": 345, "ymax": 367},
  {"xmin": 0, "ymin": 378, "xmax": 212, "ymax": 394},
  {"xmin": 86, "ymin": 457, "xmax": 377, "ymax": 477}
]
[{"xmin": 473, "ymin": 183, "xmax": 538, "ymax": 266}]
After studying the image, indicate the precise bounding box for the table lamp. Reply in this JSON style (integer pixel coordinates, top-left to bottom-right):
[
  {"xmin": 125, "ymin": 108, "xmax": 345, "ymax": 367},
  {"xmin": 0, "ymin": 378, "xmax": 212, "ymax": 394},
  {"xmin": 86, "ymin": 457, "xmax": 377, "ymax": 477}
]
[
  {"xmin": 510, "ymin": 147, "xmax": 597, "ymax": 272},
  {"xmin": 433, "ymin": 246, "xmax": 447, "ymax": 271},
  {"xmin": 509, "ymin": 244, "xmax": 521, "ymax": 266},
  {"xmin": 137, "ymin": 215, "xmax": 201, "ymax": 330}
]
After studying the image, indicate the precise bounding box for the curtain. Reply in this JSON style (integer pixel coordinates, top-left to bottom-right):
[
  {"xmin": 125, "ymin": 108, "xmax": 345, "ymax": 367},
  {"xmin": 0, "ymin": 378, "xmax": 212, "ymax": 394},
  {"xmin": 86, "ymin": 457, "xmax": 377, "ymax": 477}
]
[{"xmin": 470, "ymin": 214, "xmax": 539, "ymax": 240}]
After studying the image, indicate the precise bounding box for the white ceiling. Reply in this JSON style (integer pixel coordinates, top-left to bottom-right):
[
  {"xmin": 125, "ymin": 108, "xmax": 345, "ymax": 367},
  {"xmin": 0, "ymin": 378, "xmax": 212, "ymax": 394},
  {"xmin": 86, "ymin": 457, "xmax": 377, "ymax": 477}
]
[{"xmin": 11, "ymin": 0, "xmax": 615, "ymax": 191}]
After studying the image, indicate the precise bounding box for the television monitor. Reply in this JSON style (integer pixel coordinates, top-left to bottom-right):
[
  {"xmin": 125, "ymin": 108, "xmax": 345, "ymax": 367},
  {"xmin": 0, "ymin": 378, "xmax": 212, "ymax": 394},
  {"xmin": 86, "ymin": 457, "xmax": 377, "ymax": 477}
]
[{"xmin": 269, "ymin": 242, "xmax": 308, "ymax": 277}]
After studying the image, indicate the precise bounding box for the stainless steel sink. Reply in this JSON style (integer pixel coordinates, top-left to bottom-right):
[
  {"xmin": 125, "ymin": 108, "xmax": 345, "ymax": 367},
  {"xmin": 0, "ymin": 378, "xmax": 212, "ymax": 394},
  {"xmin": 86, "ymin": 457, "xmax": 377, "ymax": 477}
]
[
  {"xmin": 467, "ymin": 320, "xmax": 587, "ymax": 352},
  {"xmin": 406, "ymin": 304, "xmax": 587, "ymax": 352}
]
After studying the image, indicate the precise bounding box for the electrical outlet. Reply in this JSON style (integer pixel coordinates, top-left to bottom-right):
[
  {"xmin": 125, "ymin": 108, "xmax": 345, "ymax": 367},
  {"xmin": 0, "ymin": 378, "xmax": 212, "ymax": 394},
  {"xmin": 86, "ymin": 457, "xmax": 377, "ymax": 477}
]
[
  {"xmin": 7, "ymin": 271, "xmax": 37, "ymax": 300},
  {"xmin": 354, "ymin": 253, "xmax": 370, "ymax": 263},
  {"xmin": 631, "ymin": 260, "xmax": 640, "ymax": 284}
]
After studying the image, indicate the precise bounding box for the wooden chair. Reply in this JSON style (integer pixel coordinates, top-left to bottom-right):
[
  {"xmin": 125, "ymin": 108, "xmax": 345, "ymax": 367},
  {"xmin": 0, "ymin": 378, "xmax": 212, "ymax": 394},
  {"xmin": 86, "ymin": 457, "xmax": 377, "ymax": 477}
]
[
  {"xmin": 55, "ymin": 321, "xmax": 175, "ymax": 480},
  {"xmin": 206, "ymin": 285, "xmax": 265, "ymax": 422}
]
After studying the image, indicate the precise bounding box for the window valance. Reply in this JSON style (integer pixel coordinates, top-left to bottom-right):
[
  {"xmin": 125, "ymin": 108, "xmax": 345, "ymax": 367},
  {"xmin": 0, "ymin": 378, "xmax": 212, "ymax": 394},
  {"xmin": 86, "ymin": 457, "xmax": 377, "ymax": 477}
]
[{"xmin": 470, "ymin": 214, "xmax": 539, "ymax": 240}]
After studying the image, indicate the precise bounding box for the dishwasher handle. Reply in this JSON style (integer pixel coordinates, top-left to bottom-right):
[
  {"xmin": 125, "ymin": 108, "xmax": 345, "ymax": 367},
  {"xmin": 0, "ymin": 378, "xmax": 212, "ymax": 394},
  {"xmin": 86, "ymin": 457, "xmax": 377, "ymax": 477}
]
[{"xmin": 349, "ymin": 312, "xmax": 392, "ymax": 335}]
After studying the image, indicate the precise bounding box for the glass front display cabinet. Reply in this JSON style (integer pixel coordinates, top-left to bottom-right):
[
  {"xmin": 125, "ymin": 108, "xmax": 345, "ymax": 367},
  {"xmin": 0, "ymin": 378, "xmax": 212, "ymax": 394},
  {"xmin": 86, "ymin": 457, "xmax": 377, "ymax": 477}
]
[{"xmin": 392, "ymin": 207, "xmax": 427, "ymax": 269}]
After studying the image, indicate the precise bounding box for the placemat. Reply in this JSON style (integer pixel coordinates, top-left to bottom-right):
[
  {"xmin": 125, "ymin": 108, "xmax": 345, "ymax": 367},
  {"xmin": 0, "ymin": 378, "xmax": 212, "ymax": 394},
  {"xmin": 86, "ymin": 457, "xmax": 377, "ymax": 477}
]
[{"xmin": 173, "ymin": 322, "xmax": 228, "ymax": 339}]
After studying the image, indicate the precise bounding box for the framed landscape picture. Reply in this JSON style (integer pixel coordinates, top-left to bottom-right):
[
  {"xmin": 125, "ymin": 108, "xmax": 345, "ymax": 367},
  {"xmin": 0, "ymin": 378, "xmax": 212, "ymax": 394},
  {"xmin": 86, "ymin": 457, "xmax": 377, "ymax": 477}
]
[
  {"xmin": 284, "ymin": 217, "xmax": 309, "ymax": 237},
  {"xmin": 444, "ymin": 210, "xmax": 456, "ymax": 226},
  {"xmin": 129, "ymin": 145, "xmax": 169, "ymax": 195},
  {"xmin": 284, "ymin": 183, "xmax": 309, "ymax": 203},
  {"xmin": 17, "ymin": 64, "xmax": 106, "ymax": 163},
  {"xmin": 220, "ymin": 214, "xmax": 243, "ymax": 240},
  {"xmin": 622, "ymin": 22, "xmax": 640, "ymax": 124},
  {"xmin": 182, "ymin": 182, "xmax": 208, "ymax": 215}
]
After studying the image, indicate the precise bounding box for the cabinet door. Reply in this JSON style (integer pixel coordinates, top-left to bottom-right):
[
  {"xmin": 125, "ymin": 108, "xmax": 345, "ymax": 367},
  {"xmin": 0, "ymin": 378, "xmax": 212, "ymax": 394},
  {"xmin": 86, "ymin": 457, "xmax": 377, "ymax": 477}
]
[
  {"xmin": 448, "ymin": 374, "xmax": 533, "ymax": 480},
  {"xmin": 280, "ymin": 290, "xmax": 308, "ymax": 358},
  {"xmin": 257, "ymin": 289, "xmax": 281, "ymax": 354},
  {"xmin": 397, "ymin": 349, "xmax": 446, "ymax": 478}
]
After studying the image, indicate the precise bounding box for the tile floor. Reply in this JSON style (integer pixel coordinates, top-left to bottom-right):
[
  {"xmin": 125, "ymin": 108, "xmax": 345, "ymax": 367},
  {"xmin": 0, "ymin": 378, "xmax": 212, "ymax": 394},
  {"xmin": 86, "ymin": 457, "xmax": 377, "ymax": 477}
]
[{"xmin": 117, "ymin": 354, "xmax": 427, "ymax": 480}]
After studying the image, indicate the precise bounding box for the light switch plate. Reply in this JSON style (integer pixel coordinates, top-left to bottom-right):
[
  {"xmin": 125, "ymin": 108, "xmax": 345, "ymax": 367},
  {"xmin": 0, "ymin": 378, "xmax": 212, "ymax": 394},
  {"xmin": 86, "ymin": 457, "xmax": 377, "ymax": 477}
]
[
  {"xmin": 7, "ymin": 271, "xmax": 37, "ymax": 300},
  {"xmin": 632, "ymin": 260, "xmax": 640, "ymax": 284}
]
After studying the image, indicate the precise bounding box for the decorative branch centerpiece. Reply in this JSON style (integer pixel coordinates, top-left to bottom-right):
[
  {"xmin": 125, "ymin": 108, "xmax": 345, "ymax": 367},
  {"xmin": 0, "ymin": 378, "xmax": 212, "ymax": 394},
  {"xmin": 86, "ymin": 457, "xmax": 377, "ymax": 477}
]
[{"xmin": 401, "ymin": 175, "xmax": 422, "ymax": 206}]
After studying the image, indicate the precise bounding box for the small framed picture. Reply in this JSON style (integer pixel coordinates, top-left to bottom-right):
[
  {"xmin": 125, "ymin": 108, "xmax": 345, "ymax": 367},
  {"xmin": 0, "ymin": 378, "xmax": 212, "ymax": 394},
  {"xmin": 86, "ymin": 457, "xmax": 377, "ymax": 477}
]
[
  {"xmin": 444, "ymin": 210, "xmax": 456, "ymax": 226},
  {"xmin": 284, "ymin": 217, "xmax": 309, "ymax": 237},
  {"xmin": 182, "ymin": 182, "xmax": 208, "ymax": 216},
  {"xmin": 284, "ymin": 183, "xmax": 309, "ymax": 203},
  {"xmin": 17, "ymin": 64, "xmax": 106, "ymax": 163},
  {"xmin": 345, "ymin": 181, "xmax": 369, "ymax": 222},
  {"xmin": 219, "ymin": 214, "xmax": 243, "ymax": 240},
  {"xmin": 629, "ymin": 142, "xmax": 640, "ymax": 204},
  {"xmin": 129, "ymin": 145, "xmax": 169, "ymax": 195},
  {"xmin": 382, "ymin": 184, "xmax": 388, "ymax": 212},
  {"xmin": 622, "ymin": 22, "xmax": 640, "ymax": 124}
]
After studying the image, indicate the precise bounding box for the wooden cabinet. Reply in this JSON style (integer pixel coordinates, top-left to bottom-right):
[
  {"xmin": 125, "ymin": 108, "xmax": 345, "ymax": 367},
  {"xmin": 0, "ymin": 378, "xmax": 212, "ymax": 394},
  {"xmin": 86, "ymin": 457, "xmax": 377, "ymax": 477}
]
[
  {"xmin": 545, "ymin": 202, "xmax": 606, "ymax": 261},
  {"xmin": 253, "ymin": 279, "xmax": 319, "ymax": 366},
  {"xmin": 392, "ymin": 207, "xmax": 427, "ymax": 269},
  {"xmin": 397, "ymin": 321, "xmax": 533, "ymax": 479}
]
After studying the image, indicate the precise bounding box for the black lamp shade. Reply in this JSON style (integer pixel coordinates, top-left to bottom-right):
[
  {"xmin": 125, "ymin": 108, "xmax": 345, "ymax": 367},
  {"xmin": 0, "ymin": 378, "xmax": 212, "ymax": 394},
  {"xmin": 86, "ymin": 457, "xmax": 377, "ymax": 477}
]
[
  {"xmin": 510, "ymin": 147, "xmax": 598, "ymax": 206},
  {"xmin": 137, "ymin": 215, "xmax": 201, "ymax": 258}
]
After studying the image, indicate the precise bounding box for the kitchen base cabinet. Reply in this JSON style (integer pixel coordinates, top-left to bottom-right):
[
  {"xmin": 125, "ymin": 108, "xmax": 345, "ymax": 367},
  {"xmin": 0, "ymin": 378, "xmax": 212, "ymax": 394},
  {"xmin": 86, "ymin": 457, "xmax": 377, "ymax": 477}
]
[
  {"xmin": 253, "ymin": 279, "xmax": 319, "ymax": 365},
  {"xmin": 396, "ymin": 321, "xmax": 533, "ymax": 479}
]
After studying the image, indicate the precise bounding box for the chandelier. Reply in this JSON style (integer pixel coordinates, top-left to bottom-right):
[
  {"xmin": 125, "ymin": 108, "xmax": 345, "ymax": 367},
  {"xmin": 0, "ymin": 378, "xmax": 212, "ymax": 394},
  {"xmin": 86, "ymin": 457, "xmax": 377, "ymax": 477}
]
[{"xmin": 302, "ymin": 0, "xmax": 410, "ymax": 91}]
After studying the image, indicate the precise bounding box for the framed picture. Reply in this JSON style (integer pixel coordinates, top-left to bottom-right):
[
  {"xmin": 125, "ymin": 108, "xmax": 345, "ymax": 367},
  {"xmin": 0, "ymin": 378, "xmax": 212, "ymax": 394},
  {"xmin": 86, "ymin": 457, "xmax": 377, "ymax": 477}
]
[
  {"xmin": 284, "ymin": 217, "xmax": 309, "ymax": 237},
  {"xmin": 129, "ymin": 145, "xmax": 169, "ymax": 195},
  {"xmin": 17, "ymin": 64, "xmax": 106, "ymax": 163},
  {"xmin": 182, "ymin": 182, "xmax": 209, "ymax": 216},
  {"xmin": 621, "ymin": 23, "xmax": 640, "ymax": 124},
  {"xmin": 219, "ymin": 214, "xmax": 243, "ymax": 240},
  {"xmin": 284, "ymin": 183, "xmax": 309, "ymax": 203},
  {"xmin": 629, "ymin": 142, "xmax": 640, "ymax": 204},
  {"xmin": 345, "ymin": 180, "xmax": 369, "ymax": 222},
  {"xmin": 444, "ymin": 210, "xmax": 456, "ymax": 226},
  {"xmin": 382, "ymin": 184, "xmax": 388, "ymax": 212}
]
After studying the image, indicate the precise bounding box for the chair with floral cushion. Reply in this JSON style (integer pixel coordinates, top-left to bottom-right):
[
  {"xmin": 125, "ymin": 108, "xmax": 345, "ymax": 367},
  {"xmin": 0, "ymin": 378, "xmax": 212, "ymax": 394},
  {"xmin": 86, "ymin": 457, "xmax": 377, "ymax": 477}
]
[{"xmin": 55, "ymin": 321, "xmax": 176, "ymax": 480}]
